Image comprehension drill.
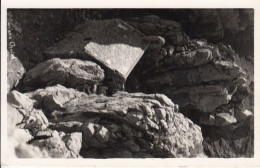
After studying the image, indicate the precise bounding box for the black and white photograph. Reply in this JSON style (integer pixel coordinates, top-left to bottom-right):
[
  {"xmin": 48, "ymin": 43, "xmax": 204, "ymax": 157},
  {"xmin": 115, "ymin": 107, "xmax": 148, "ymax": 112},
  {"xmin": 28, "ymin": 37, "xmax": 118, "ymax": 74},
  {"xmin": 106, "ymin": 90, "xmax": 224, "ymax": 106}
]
[{"xmin": 1, "ymin": 0, "xmax": 260, "ymax": 167}]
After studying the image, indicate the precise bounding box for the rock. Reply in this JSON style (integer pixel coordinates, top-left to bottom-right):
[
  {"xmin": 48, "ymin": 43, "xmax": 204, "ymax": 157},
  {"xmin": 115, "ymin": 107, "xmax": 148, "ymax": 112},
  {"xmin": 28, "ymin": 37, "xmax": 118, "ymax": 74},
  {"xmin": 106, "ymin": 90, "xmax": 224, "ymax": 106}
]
[
  {"xmin": 7, "ymin": 103, "xmax": 24, "ymax": 126},
  {"xmin": 149, "ymin": 48, "xmax": 213, "ymax": 73},
  {"xmin": 15, "ymin": 143, "xmax": 49, "ymax": 158},
  {"xmin": 159, "ymin": 85, "xmax": 232, "ymax": 113},
  {"xmin": 155, "ymin": 108, "xmax": 166, "ymax": 119},
  {"xmin": 95, "ymin": 126, "xmax": 109, "ymax": 143},
  {"xmin": 13, "ymin": 129, "xmax": 33, "ymax": 143},
  {"xmin": 26, "ymin": 84, "xmax": 88, "ymax": 114},
  {"xmin": 144, "ymin": 60, "xmax": 245, "ymax": 89},
  {"xmin": 7, "ymin": 90, "xmax": 34, "ymax": 112},
  {"xmin": 215, "ymin": 113, "xmax": 237, "ymax": 126},
  {"xmin": 202, "ymin": 116, "xmax": 254, "ymax": 157},
  {"xmin": 47, "ymin": 90, "xmax": 203, "ymax": 158},
  {"xmin": 44, "ymin": 19, "xmax": 149, "ymax": 82},
  {"xmin": 22, "ymin": 58, "xmax": 104, "ymax": 92},
  {"xmin": 49, "ymin": 121, "xmax": 83, "ymax": 133},
  {"xmin": 31, "ymin": 131, "xmax": 72, "ymax": 158},
  {"xmin": 142, "ymin": 36, "xmax": 166, "ymax": 49},
  {"xmin": 23, "ymin": 108, "xmax": 49, "ymax": 134},
  {"xmin": 7, "ymin": 90, "xmax": 49, "ymax": 133},
  {"xmin": 63, "ymin": 132, "xmax": 83, "ymax": 157},
  {"xmin": 235, "ymin": 109, "xmax": 253, "ymax": 121},
  {"xmin": 7, "ymin": 52, "xmax": 25, "ymax": 92}
]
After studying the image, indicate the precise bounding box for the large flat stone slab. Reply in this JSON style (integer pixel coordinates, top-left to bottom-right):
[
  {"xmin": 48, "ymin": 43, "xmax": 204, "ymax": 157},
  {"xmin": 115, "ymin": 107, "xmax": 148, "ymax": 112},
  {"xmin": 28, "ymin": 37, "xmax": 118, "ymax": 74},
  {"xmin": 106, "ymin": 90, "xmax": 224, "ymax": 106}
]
[
  {"xmin": 84, "ymin": 19, "xmax": 149, "ymax": 79},
  {"xmin": 44, "ymin": 19, "xmax": 149, "ymax": 80}
]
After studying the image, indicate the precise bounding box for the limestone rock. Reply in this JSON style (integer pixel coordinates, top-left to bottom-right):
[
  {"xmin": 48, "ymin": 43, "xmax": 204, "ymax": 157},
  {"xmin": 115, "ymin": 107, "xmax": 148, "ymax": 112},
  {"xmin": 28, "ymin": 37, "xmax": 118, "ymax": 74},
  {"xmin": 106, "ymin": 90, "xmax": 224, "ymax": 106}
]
[
  {"xmin": 215, "ymin": 113, "xmax": 237, "ymax": 126},
  {"xmin": 144, "ymin": 60, "xmax": 245, "ymax": 89},
  {"xmin": 22, "ymin": 58, "xmax": 104, "ymax": 92},
  {"xmin": 63, "ymin": 132, "xmax": 83, "ymax": 157},
  {"xmin": 8, "ymin": 90, "xmax": 34, "ymax": 112},
  {"xmin": 26, "ymin": 84, "xmax": 88, "ymax": 114},
  {"xmin": 31, "ymin": 131, "xmax": 72, "ymax": 158},
  {"xmin": 160, "ymin": 85, "xmax": 232, "ymax": 113},
  {"xmin": 41, "ymin": 89, "xmax": 203, "ymax": 158},
  {"xmin": 7, "ymin": 103, "xmax": 24, "ymax": 127},
  {"xmin": 7, "ymin": 52, "xmax": 25, "ymax": 92}
]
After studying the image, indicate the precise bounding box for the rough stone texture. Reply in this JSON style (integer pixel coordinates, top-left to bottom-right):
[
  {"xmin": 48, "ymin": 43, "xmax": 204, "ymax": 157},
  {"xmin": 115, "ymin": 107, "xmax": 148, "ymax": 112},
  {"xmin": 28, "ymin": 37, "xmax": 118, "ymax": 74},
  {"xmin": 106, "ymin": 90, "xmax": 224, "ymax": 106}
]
[
  {"xmin": 125, "ymin": 15, "xmax": 253, "ymax": 158},
  {"xmin": 144, "ymin": 60, "xmax": 245, "ymax": 89},
  {"xmin": 6, "ymin": 10, "xmax": 253, "ymax": 159},
  {"xmin": 31, "ymin": 130, "xmax": 71, "ymax": 158},
  {"xmin": 62, "ymin": 132, "xmax": 83, "ymax": 157},
  {"xmin": 7, "ymin": 101, "xmax": 50, "ymax": 158},
  {"xmin": 8, "ymin": 90, "xmax": 35, "ymax": 112},
  {"xmin": 22, "ymin": 58, "xmax": 104, "ymax": 92},
  {"xmin": 25, "ymin": 84, "xmax": 88, "ymax": 116},
  {"xmin": 36, "ymin": 87, "xmax": 204, "ymax": 158},
  {"xmin": 44, "ymin": 19, "xmax": 149, "ymax": 94},
  {"xmin": 7, "ymin": 52, "xmax": 25, "ymax": 92},
  {"xmin": 83, "ymin": 19, "xmax": 149, "ymax": 79}
]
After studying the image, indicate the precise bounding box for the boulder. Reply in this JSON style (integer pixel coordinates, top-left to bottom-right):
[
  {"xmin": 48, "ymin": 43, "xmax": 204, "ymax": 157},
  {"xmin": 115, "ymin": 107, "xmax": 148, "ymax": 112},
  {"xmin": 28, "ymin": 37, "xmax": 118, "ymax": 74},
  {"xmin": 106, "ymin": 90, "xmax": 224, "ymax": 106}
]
[
  {"xmin": 7, "ymin": 52, "xmax": 25, "ymax": 92},
  {"xmin": 144, "ymin": 60, "xmax": 245, "ymax": 89},
  {"xmin": 41, "ymin": 89, "xmax": 204, "ymax": 158},
  {"xmin": 159, "ymin": 85, "xmax": 232, "ymax": 113},
  {"xmin": 26, "ymin": 84, "xmax": 88, "ymax": 114},
  {"xmin": 31, "ymin": 131, "xmax": 72, "ymax": 158},
  {"xmin": 22, "ymin": 58, "xmax": 104, "ymax": 92},
  {"xmin": 62, "ymin": 132, "xmax": 83, "ymax": 157},
  {"xmin": 8, "ymin": 90, "xmax": 34, "ymax": 112},
  {"xmin": 7, "ymin": 90, "xmax": 49, "ymax": 134}
]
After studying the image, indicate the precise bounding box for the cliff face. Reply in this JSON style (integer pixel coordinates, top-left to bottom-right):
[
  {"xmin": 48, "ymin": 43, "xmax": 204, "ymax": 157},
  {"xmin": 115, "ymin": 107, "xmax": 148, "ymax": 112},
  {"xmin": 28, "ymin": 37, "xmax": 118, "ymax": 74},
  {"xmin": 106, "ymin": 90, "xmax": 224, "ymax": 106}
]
[{"xmin": 7, "ymin": 9, "xmax": 253, "ymax": 158}]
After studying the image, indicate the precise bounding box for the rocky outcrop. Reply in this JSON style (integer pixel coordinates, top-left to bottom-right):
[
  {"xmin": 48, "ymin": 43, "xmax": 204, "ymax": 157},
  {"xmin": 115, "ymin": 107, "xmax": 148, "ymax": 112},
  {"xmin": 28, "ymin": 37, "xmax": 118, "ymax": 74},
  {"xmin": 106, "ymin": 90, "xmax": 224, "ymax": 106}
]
[
  {"xmin": 22, "ymin": 58, "xmax": 104, "ymax": 92},
  {"xmin": 26, "ymin": 85, "xmax": 203, "ymax": 158},
  {"xmin": 7, "ymin": 89, "xmax": 83, "ymax": 158},
  {"xmin": 125, "ymin": 15, "xmax": 253, "ymax": 157},
  {"xmin": 7, "ymin": 52, "xmax": 25, "ymax": 92},
  {"xmin": 6, "ymin": 10, "xmax": 253, "ymax": 159},
  {"xmin": 7, "ymin": 85, "xmax": 204, "ymax": 158}
]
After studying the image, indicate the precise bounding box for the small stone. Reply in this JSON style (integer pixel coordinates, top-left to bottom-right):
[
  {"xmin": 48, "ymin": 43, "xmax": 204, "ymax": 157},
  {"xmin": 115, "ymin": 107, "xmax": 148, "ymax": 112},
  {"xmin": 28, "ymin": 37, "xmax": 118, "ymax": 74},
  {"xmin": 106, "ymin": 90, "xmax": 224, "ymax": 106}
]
[
  {"xmin": 155, "ymin": 108, "xmax": 166, "ymax": 119},
  {"xmin": 160, "ymin": 119, "xmax": 168, "ymax": 130},
  {"xmin": 82, "ymin": 122, "xmax": 96, "ymax": 138},
  {"xmin": 215, "ymin": 113, "xmax": 237, "ymax": 126},
  {"xmin": 95, "ymin": 126, "xmax": 109, "ymax": 143},
  {"xmin": 235, "ymin": 109, "xmax": 253, "ymax": 121}
]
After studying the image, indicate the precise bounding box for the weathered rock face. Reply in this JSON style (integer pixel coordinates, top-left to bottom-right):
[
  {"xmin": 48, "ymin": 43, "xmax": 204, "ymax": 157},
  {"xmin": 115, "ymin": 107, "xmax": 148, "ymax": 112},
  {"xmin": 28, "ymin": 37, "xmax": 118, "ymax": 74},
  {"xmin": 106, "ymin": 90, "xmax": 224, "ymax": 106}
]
[
  {"xmin": 187, "ymin": 9, "xmax": 254, "ymax": 63},
  {"xmin": 22, "ymin": 58, "xmax": 104, "ymax": 92},
  {"xmin": 7, "ymin": 52, "xmax": 25, "ymax": 92},
  {"xmin": 125, "ymin": 14, "xmax": 253, "ymax": 158},
  {"xmin": 7, "ymin": 89, "xmax": 85, "ymax": 158},
  {"xmin": 27, "ymin": 85, "xmax": 203, "ymax": 158}
]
